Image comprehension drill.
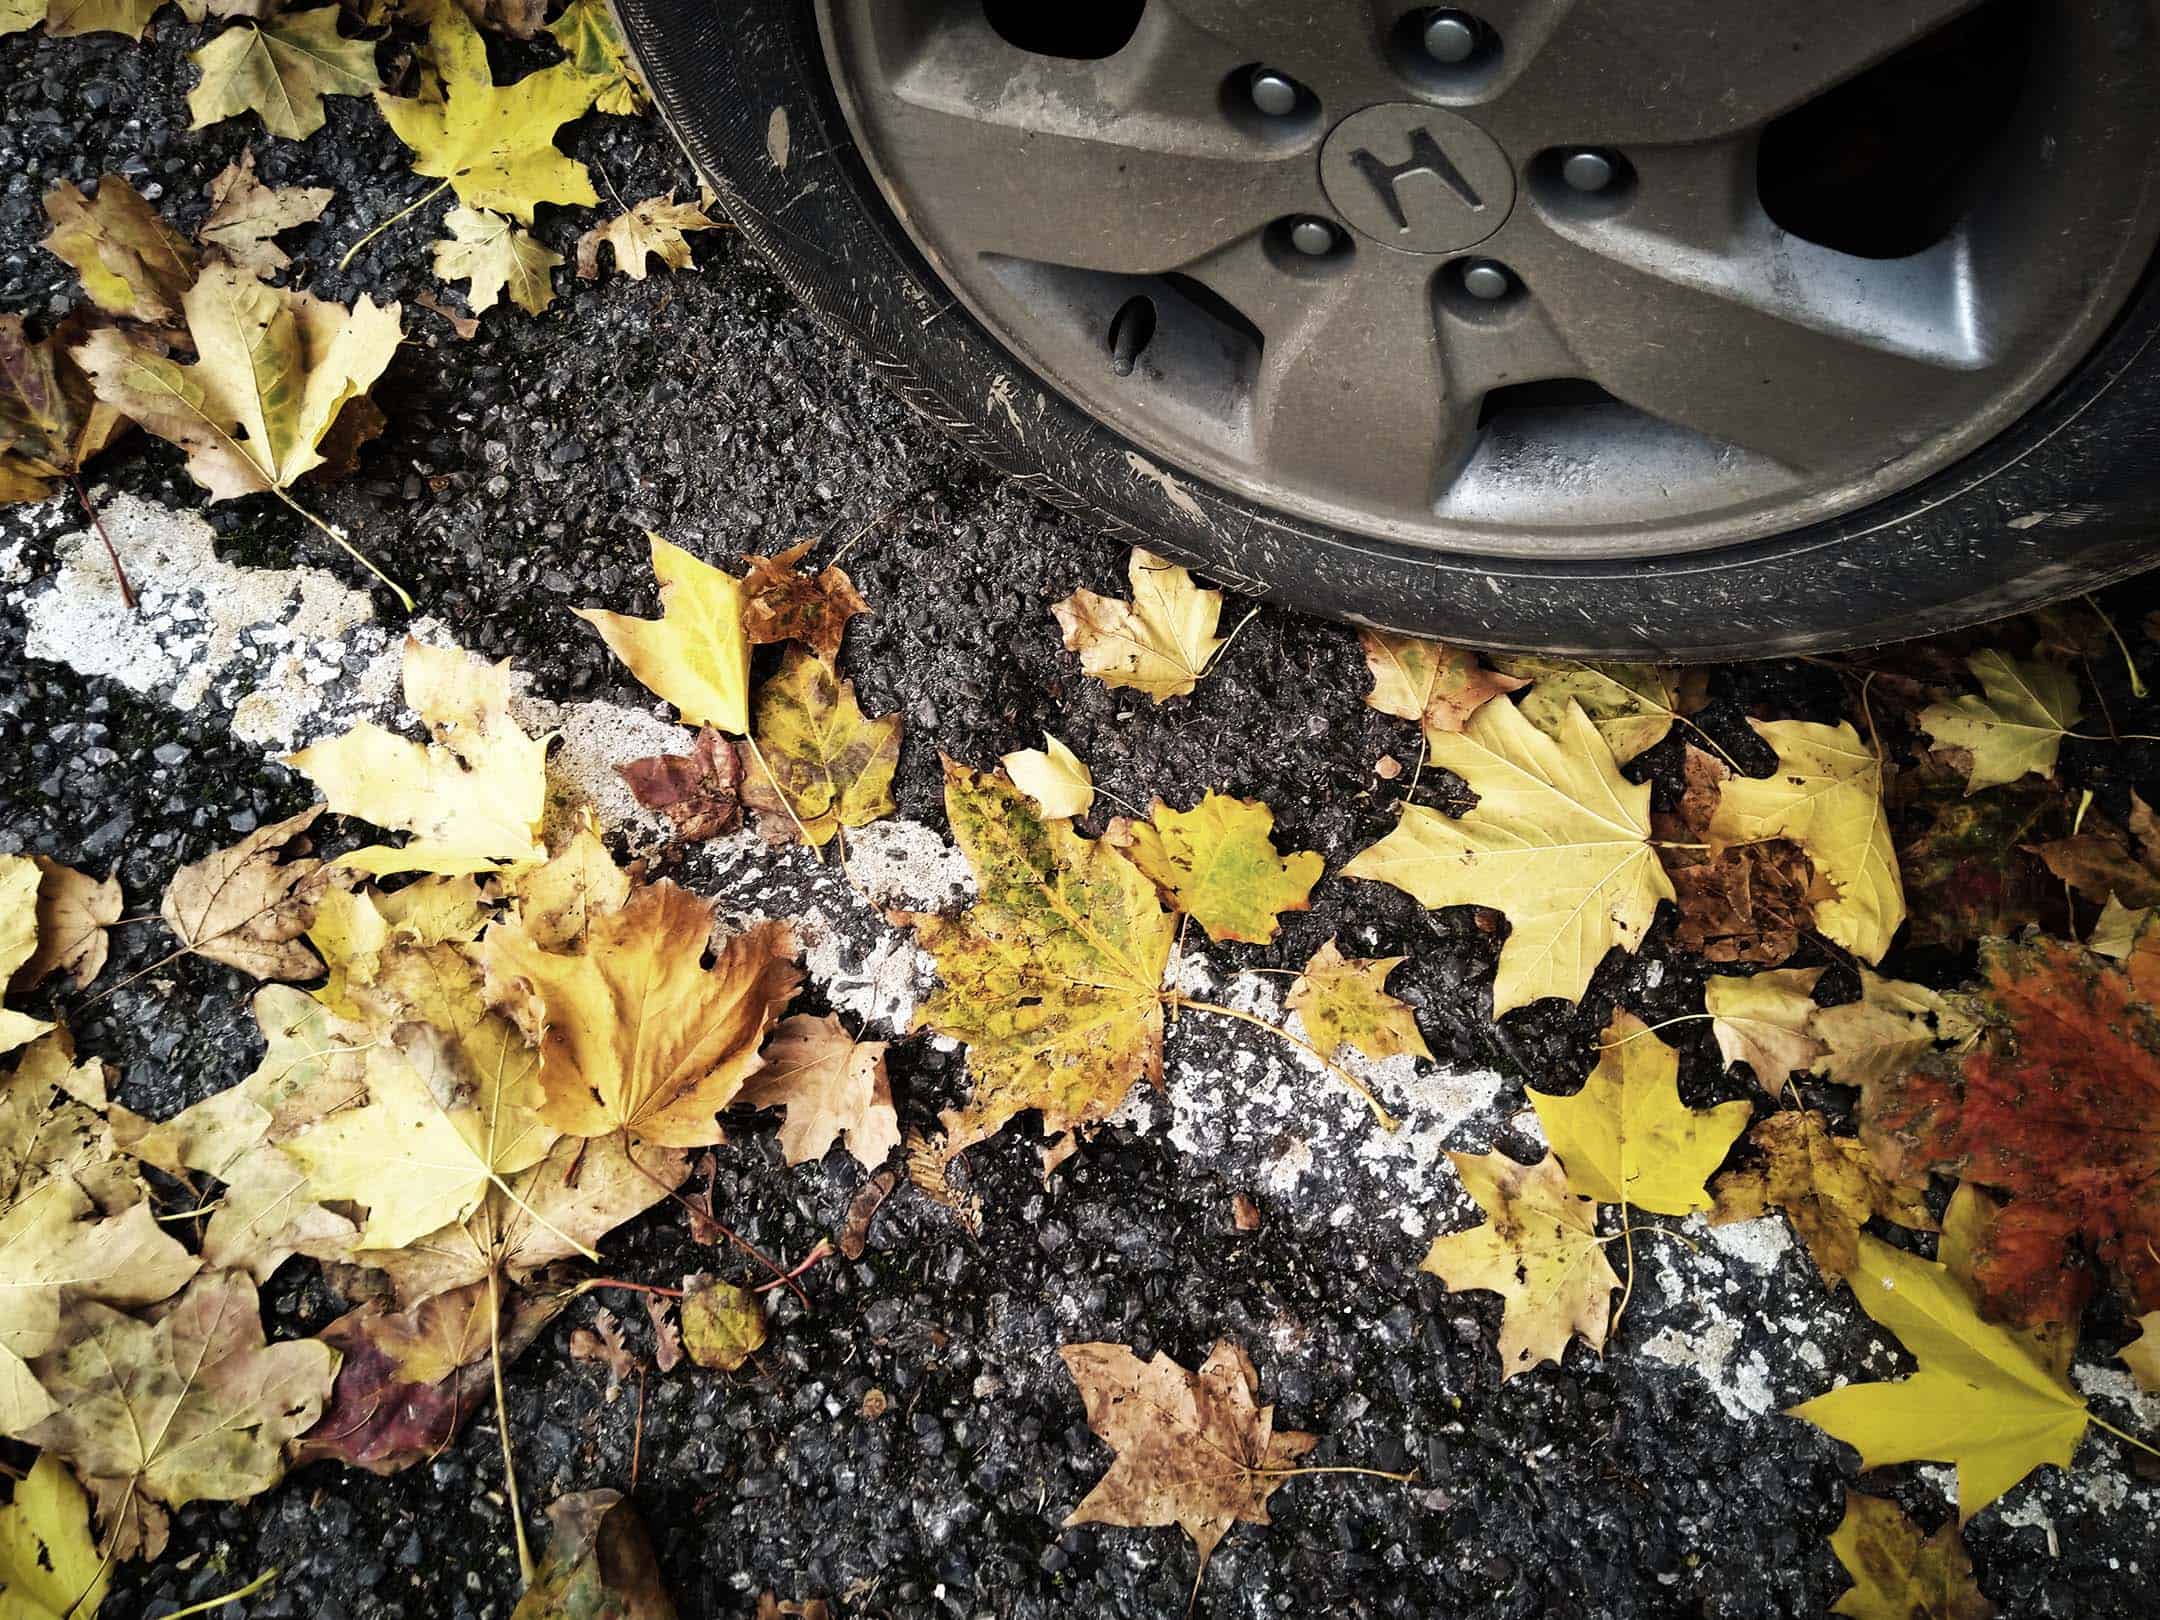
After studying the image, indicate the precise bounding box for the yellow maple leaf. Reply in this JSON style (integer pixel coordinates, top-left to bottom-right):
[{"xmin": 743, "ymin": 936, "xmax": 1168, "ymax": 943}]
[
  {"xmin": 376, "ymin": 0, "xmax": 599, "ymax": 223},
  {"xmin": 1529, "ymin": 1009, "xmax": 1752, "ymax": 1217},
  {"xmin": 911, "ymin": 761, "xmax": 1174, "ymax": 1147},
  {"xmin": 1360, "ymin": 631, "xmax": 1526, "ymax": 739},
  {"xmin": 1710, "ymin": 717, "xmax": 1905, "ymax": 962},
  {"xmin": 0, "ymin": 1455, "xmax": 111, "ymax": 1620},
  {"xmin": 1920, "ymin": 650, "xmax": 2083, "ymax": 795},
  {"xmin": 432, "ymin": 205, "xmax": 561, "ymax": 316},
  {"xmin": 1710, "ymin": 1109, "xmax": 1932, "ymax": 1286},
  {"xmin": 739, "ymin": 647, "xmax": 901, "ymax": 848},
  {"xmin": 1788, "ymin": 1234, "xmax": 2089, "ymax": 1521},
  {"xmin": 1827, "ymin": 1492, "xmax": 1995, "ymax": 1620},
  {"xmin": 573, "ymin": 193, "xmax": 718, "ymax": 282},
  {"xmin": 38, "ymin": 0, "xmax": 159, "ymax": 37},
  {"xmin": 287, "ymin": 638, "xmax": 549, "ymax": 875},
  {"xmin": 1286, "ymin": 939, "xmax": 1431, "ymax": 1063},
  {"xmin": 0, "ymin": 856, "xmax": 57, "ymax": 1056},
  {"xmin": 1000, "ymin": 732, "xmax": 1094, "ymax": 820},
  {"xmin": 1489, "ymin": 656, "xmax": 1683, "ymax": 764},
  {"xmin": 483, "ymin": 882, "xmax": 800, "ymax": 1147},
  {"xmin": 1343, "ymin": 697, "xmax": 1671, "ymax": 1015},
  {"xmin": 546, "ymin": 0, "xmax": 647, "ymax": 115},
  {"xmin": 40, "ymin": 175, "xmax": 196, "ymax": 324},
  {"xmin": 1420, "ymin": 1149, "xmax": 1620, "ymax": 1379},
  {"xmin": 578, "ymin": 532, "xmax": 750, "ymax": 734},
  {"xmin": 187, "ymin": 9, "xmax": 380, "ymax": 142},
  {"xmin": 1109, "ymin": 790, "xmax": 1321, "ymax": 946},
  {"xmin": 1052, "ymin": 549, "xmax": 1225, "ymax": 702},
  {"xmin": 1704, "ymin": 967, "xmax": 1824, "ymax": 1095}
]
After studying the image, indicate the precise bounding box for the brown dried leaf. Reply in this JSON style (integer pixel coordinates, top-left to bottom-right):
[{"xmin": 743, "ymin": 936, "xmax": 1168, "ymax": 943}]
[
  {"xmin": 739, "ymin": 1012, "xmax": 898, "ymax": 1171},
  {"xmin": 17, "ymin": 856, "xmax": 121, "ymax": 990},
  {"xmin": 741, "ymin": 539, "xmax": 870, "ymax": 664},
  {"xmin": 513, "ymin": 1490, "xmax": 679, "ymax": 1620},
  {"xmin": 40, "ymin": 175, "xmax": 196, "ymax": 323},
  {"xmin": 680, "ymin": 1277, "xmax": 764, "ymax": 1371},
  {"xmin": 158, "ymin": 806, "xmax": 330, "ymax": 980},
  {"xmin": 617, "ymin": 728, "xmax": 743, "ymax": 842},
  {"xmin": 197, "ymin": 151, "xmax": 333, "ymax": 275},
  {"xmin": 1710, "ymin": 1110, "xmax": 1933, "ymax": 1286}
]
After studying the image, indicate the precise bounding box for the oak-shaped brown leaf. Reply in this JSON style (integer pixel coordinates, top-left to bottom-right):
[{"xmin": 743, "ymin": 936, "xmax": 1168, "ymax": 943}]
[
  {"xmin": 1861, "ymin": 935, "xmax": 2160, "ymax": 1327},
  {"xmin": 158, "ymin": 805, "xmax": 331, "ymax": 980},
  {"xmin": 1710, "ymin": 1110, "xmax": 1933, "ymax": 1286},
  {"xmin": 617, "ymin": 728, "xmax": 742, "ymax": 841},
  {"xmin": 739, "ymin": 1012, "xmax": 898, "ymax": 1170},
  {"xmin": 741, "ymin": 539, "xmax": 869, "ymax": 664},
  {"xmin": 1061, "ymin": 1339, "xmax": 1316, "ymax": 1589},
  {"xmin": 197, "ymin": 151, "xmax": 333, "ymax": 275},
  {"xmin": 513, "ymin": 1490, "xmax": 680, "ymax": 1620}
]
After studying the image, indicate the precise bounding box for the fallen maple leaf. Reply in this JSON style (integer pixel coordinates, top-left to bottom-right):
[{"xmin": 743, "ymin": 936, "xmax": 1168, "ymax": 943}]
[
  {"xmin": 485, "ymin": 883, "xmax": 800, "ymax": 1147},
  {"xmin": 1812, "ymin": 969, "xmax": 1975, "ymax": 1089},
  {"xmin": 740, "ymin": 538, "xmax": 869, "ymax": 665},
  {"xmin": 499, "ymin": 824, "xmax": 628, "ymax": 951},
  {"xmin": 574, "ymin": 193, "xmax": 719, "ymax": 282},
  {"xmin": 1862, "ymin": 934, "xmax": 2160, "ymax": 1326},
  {"xmin": 1358, "ymin": 630, "xmax": 1525, "ymax": 738},
  {"xmin": 1711, "ymin": 1109, "xmax": 1932, "ymax": 1286},
  {"xmin": 1109, "ymin": 790, "xmax": 1321, "ymax": 946},
  {"xmin": 1061, "ymin": 1339, "xmax": 1317, "ymax": 1588},
  {"xmin": 579, "ymin": 532, "xmax": 751, "ymax": 735},
  {"xmin": 1653, "ymin": 745, "xmax": 1817, "ymax": 966},
  {"xmin": 1938, "ymin": 1182, "xmax": 2075, "ymax": 1381},
  {"xmin": 2123, "ymin": 1313, "xmax": 2160, "ymax": 1392},
  {"xmin": 1828, "ymin": 1492, "xmax": 1995, "ymax": 1620},
  {"xmin": 1052, "ymin": 549, "xmax": 1225, "ymax": 702},
  {"xmin": 680, "ymin": 1277, "xmax": 765, "ymax": 1372},
  {"xmin": 40, "ymin": 175, "xmax": 196, "ymax": 323},
  {"xmin": 2029, "ymin": 792, "xmax": 2160, "ymax": 909},
  {"xmin": 1891, "ymin": 756, "xmax": 2067, "ymax": 949},
  {"xmin": 158, "ymin": 806, "xmax": 330, "ymax": 981},
  {"xmin": 1920, "ymin": 650, "xmax": 2082, "ymax": 795},
  {"xmin": 512, "ymin": 1490, "xmax": 679, "ymax": 1620},
  {"xmin": 25, "ymin": 1269, "xmax": 337, "ymax": 1559},
  {"xmin": 0, "ymin": 314, "xmax": 128, "ymax": 507},
  {"xmin": 1705, "ymin": 967, "xmax": 1823, "ymax": 1095},
  {"xmin": 1787, "ymin": 1234, "xmax": 2088, "ymax": 1522},
  {"xmin": 546, "ymin": 0, "xmax": 647, "ymax": 114},
  {"xmin": 188, "ymin": 9, "xmax": 380, "ymax": 141},
  {"xmin": 1529, "ymin": 1009, "xmax": 1751, "ymax": 1216},
  {"xmin": 1286, "ymin": 939, "xmax": 1430, "ymax": 1064},
  {"xmin": 1489, "ymin": 656, "xmax": 1683, "ymax": 764},
  {"xmin": 1710, "ymin": 717, "xmax": 1905, "ymax": 962},
  {"xmin": 617, "ymin": 728, "xmax": 743, "ymax": 841},
  {"xmin": 16, "ymin": 856, "xmax": 120, "ymax": 991},
  {"xmin": 286, "ymin": 637, "xmax": 550, "ymax": 876},
  {"xmin": 0, "ymin": 859, "xmax": 51, "ymax": 1057},
  {"xmin": 1001, "ymin": 732, "xmax": 1094, "ymax": 820},
  {"xmin": 453, "ymin": 0, "xmax": 544, "ymax": 40},
  {"xmin": 1420, "ymin": 1149, "xmax": 1620, "ymax": 1379},
  {"xmin": 433, "ymin": 205, "xmax": 561, "ymax": 316},
  {"xmin": 196, "ymin": 151, "xmax": 333, "ymax": 275},
  {"xmin": 740, "ymin": 1013, "xmax": 898, "ymax": 1171},
  {"xmin": 27, "ymin": 0, "xmax": 162, "ymax": 39},
  {"xmin": 0, "ymin": 1455, "xmax": 110, "ymax": 1620},
  {"xmin": 739, "ymin": 647, "xmax": 901, "ymax": 847},
  {"xmin": 1344, "ymin": 696, "xmax": 1670, "ymax": 1015},
  {"xmin": 376, "ymin": 2, "xmax": 600, "ymax": 223},
  {"xmin": 910, "ymin": 760, "xmax": 1173, "ymax": 1148}
]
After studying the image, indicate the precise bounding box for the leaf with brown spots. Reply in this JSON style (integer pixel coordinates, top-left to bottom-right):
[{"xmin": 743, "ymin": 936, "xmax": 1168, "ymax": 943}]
[
  {"xmin": 40, "ymin": 175, "xmax": 196, "ymax": 323},
  {"xmin": 158, "ymin": 806, "xmax": 331, "ymax": 981},
  {"xmin": 513, "ymin": 1491, "xmax": 679, "ymax": 1620},
  {"xmin": 1, "ymin": 313, "xmax": 128, "ymax": 505},
  {"xmin": 1827, "ymin": 1492, "xmax": 1994, "ymax": 1620},
  {"xmin": 1357, "ymin": 631, "xmax": 1525, "ymax": 740},
  {"xmin": 1711, "ymin": 1110, "xmax": 1933, "ymax": 1286},
  {"xmin": 740, "ymin": 539, "xmax": 870, "ymax": 664},
  {"xmin": 1653, "ymin": 746, "xmax": 1818, "ymax": 966},
  {"xmin": 618, "ymin": 728, "xmax": 744, "ymax": 842}
]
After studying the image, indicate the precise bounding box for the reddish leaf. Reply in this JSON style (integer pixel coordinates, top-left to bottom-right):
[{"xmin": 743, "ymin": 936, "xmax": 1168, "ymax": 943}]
[
  {"xmin": 616, "ymin": 728, "xmax": 743, "ymax": 841},
  {"xmin": 741, "ymin": 539, "xmax": 869, "ymax": 664},
  {"xmin": 1891, "ymin": 757, "xmax": 2068, "ymax": 949},
  {"xmin": 1862, "ymin": 936, "xmax": 2160, "ymax": 1327}
]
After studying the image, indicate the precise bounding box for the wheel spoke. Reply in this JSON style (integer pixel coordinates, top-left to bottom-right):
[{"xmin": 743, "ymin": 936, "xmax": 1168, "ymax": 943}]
[
  {"xmin": 845, "ymin": 6, "xmax": 1320, "ymax": 274},
  {"xmin": 1154, "ymin": 0, "xmax": 1401, "ymax": 107},
  {"xmin": 1487, "ymin": 0, "xmax": 1989, "ymax": 146}
]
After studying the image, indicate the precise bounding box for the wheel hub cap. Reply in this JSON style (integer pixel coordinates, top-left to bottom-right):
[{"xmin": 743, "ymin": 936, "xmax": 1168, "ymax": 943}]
[{"xmin": 1319, "ymin": 105, "xmax": 1515, "ymax": 254}]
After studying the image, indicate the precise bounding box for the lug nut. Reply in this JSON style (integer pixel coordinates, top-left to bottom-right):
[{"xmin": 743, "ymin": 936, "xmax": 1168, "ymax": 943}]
[
  {"xmin": 1460, "ymin": 260, "xmax": 1512, "ymax": 300},
  {"xmin": 1288, "ymin": 218, "xmax": 1338, "ymax": 256},
  {"xmin": 1250, "ymin": 69, "xmax": 1300, "ymax": 117},
  {"xmin": 1560, "ymin": 150, "xmax": 1617, "ymax": 192},
  {"xmin": 1421, "ymin": 11, "xmax": 1480, "ymax": 64}
]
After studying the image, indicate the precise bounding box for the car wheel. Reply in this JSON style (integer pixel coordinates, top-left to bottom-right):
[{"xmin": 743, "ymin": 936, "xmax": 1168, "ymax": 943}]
[{"xmin": 613, "ymin": 0, "xmax": 2160, "ymax": 658}]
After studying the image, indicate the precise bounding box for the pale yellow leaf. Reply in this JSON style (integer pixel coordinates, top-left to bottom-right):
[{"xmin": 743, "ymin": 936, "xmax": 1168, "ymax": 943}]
[
  {"xmin": 579, "ymin": 532, "xmax": 750, "ymax": 734},
  {"xmin": 1001, "ymin": 732, "xmax": 1093, "ymax": 820},
  {"xmin": 1052, "ymin": 549, "xmax": 1224, "ymax": 702},
  {"xmin": 1920, "ymin": 650, "xmax": 2083, "ymax": 794}
]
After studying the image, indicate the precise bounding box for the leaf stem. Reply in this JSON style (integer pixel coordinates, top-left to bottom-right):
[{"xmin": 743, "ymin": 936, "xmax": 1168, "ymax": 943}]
[
  {"xmin": 71, "ymin": 472, "xmax": 135, "ymax": 611},
  {"xmin": 2084, "ymin": 593, "xmax": 2148, "ymax": 699},
  {"xmin": 156, "ymin": 1567, "xmax": 280, "ymax": 1619},
  {"xmin": 1594, "ymin": 1013, "xmax": 1713, "ymax": 1049},
  {"xmin": 1200, "ymin": 605, "xmax": 1261, "ymax": 681},
  {"xmin": 270, "ymin": 486, "xmax": 414, "ymax": 613},
  {"xmin": 1673, "ymin": 714, "xmax": 1741, "ymax": 771},
  {"xmin": 1247, "ymin": 1463, "xmax": 1421, "ymax": 1483},
  {"xmin": 2089, "ymin": 1412, "xmax": 2160, "ymax": 1462},
  {"xmin": 1171, "ymin": 995, "xmax": 1398, "ymax": 1131},
  {"xmin": 743, "ymin": 734, "xmax": 816, "ymax": 847},
  {"xmin": 486, "ymin": 1264, "xmax": 536, "ymax": 1587},
  {"xmin": 1609, "ymin": 1202, "xmax": 1639, "ymax": 1334},
  {"xmin": 574, "ymin": 1277, "xmax": 685, "ymax": 1301},
  {"xmin": 338, "ymin": 177, "xmax": 452, "ymax": 272}
]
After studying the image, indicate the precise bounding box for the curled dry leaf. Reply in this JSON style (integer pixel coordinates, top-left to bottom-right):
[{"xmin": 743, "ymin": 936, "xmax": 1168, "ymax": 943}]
[
  {"xmin": 569, "ymin": 1306, "xmax": 637, "ymax": 1398},
  {"xmin": 158, "ymin": 805, "xmax": 330, "ymax": 981},
  {"xmin": 1710, "ymin": 1109, "xmax": 1933, "ymax": 1287},
  {"xmin": 197, "ymin": 151, "xmax": 334, "ymax": 276},
  {"xmin": 740, "ymin": 538, "xmax": 869, "ymax": 665},
  {"xmin": 837, "ymin": 1164, "xmax": 900, "ymax": 1260},
  {"xmin": 16, "ymin": 855, "xmax": 120, "ymax": 991},
  {"xmin": 1344, "ymin": 697, "xmax": 1669, "ymax": 1015},
  {"xmin": 740, "ymin": 647, "xmax": 901, "ymax": 848},
  {"xmin": 1001, "ymin": 733, "xmax": 1094, "ymax": 820},
  {"xmin": 2029, "ymin": 792, "xmax": 2160, "ymax": 909},
  {"xmin": 0, "ymin": 313, "xmax": 128, "ymax": 506},
  {"xmin": 1060, "ymin": 1339, "xmax": 1317, "ymax": 1589},
  {"xmin": 579, "ymin": 532, "xmax": 751, "ymax": 735},
  {"xmin": 618, "ymin": 728, "xmax": 744, "ymax": 842},
  {"xmin": 1420, "ymin": 1149, "xmax": 1618, "ymax": 1379},
  {"xmin": 1919, "ymin": 650, "xmax": 2082, "ymax": 794},
  {"xmin": 1108, "ymin": 790, "xmax": 1322, "ymax": 946},
  {"xmin": 485, "ymin": 882, "xmax": 801, "ymax": 1147},
  {"xmin": 187, "ymin": 8, "xmax": 381, "ymax": 142},
  {"xmin": 1358, "ymin": 630, "xmax": 1525, "ymax": 738},
  {"xmin": 1528, "ymin": 1009, "xmax": 1751, "ymax": 1217},
  {"xmin": 432, "ymin": 206, "xmax": 562, "ymax": 317},
  {"xmin": 1704, "ymin": 967, "xmax": 1824, "ymax": 1095},
  {"xmin": 511, "ymin": 1490, "xmax": 679, "ymax": 1620},
  {"xmin": 644, "ymin": 1293, "xmax": 682, "ymax": 1374},
  {"xmin": 1052, "ymin": 549, "xmax": 1225, "ymax": 702},
  {"xmin": 680, "ymin": 1277, "xmax": 764, "ymax": 1372},
  {"xmin": 740, "ymin": 1013, "xmax": 898, "ymax": 1170},
  {"xmin": 1286, "ymin": 939, "xmax": 1431, "ymax": 1064},
  {"xmin": 1828, "ymin": 1492, "xmax": 1995, "ymax": 1620},
  {"xmin": 574, "ymin": 193, "xmax": 720, "ymax": 282},
  {"xmin": 25, "ymin": 1269, "xmax": 338, "ymax": 1560},
  {"xmin": 40, "ymin": 175, "xmax": 196, "ymax": 324}
]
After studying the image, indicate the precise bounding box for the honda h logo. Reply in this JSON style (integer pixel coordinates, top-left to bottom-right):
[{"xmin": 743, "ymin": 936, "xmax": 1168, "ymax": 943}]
[{"xmin": 1348, "ymin": 127, "xmax": 1486, "ymax": 231}]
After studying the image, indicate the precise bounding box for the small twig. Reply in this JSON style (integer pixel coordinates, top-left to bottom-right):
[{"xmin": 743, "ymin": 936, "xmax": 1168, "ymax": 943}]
[
  {"xmin": 575, "ymin": 1278, "xmax": 686, "ymax": 1301},
  {"xmin": 622, "ymin": 1140, "xmax": 813, "ymax": 1308},
  {"xmin": 71, "ymin": 473, "xmax": 135, "ymax": 611},
  {"xmin": 753, "ymin": 1238, "xmax": 831, "ymax": 1294},
  {"xmin": 154, "ymin": 1568, "xmax": 280, "ymax": 1619},
  {"xmin": 486, "ymin": 1265, "xmax": 536, "ymax": 1587},
  {"xmin": 1609, "ymin": 1203, "xmax": 1639, "ymax": 1333},
  {"xmin": 337, "ymin": 177, "xmax": 452, "ymax": 271},
  {"xmin": 631, "ymin": 1364, "xmax": 648, "ymax": 1491}
]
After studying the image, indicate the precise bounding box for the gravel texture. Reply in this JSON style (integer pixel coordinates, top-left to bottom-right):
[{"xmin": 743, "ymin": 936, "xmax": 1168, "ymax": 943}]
[{"xmin": 5, "ymin": 13, "xmax": 2160, "ymax": 1620}]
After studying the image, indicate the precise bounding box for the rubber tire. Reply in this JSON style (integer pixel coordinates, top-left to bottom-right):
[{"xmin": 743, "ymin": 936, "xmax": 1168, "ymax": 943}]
[{"xmin": 614, "ymin": 0, "xmax": 2160, "ymax": 659}]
